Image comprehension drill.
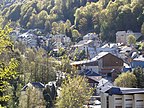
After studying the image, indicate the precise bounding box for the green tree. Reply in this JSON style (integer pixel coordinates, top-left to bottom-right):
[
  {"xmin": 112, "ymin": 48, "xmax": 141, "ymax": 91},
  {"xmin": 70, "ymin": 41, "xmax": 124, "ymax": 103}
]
[
  {"xmin": 0, "ymin": 26, "xmax": 18, "ymax": 107},
  {"xmin": 16, "ymin": 47, "xmax": 57, "ymax": 84},
  {"xmin": 127, "ymin": 35, "xmax": 136, "ymax": 45},
  {"xmin": 7, "ymin": 4, "xmax": 21, "ymax": 21},
  {"xmin": 114, "ymin": 72, "xmax": 137, "ymax": 88},
  {"xmin": 51, "ymin": 22, "xmax": 59, "ymax": 35},
  {"xmin": 59, "ymin": 55, "xmax": 72, "ymax": 74},
  {"xmin": 133, "ymin": 67, "xmax": 144, "ymax": 88},
  {"xmin": 55, "ymin": 75, "xmax": 93, "ymax": 108},
  {"xmin": 43, "ymin": 84, "xmax": 57, "ymax": 108},
  {"xmin": 72, "ymin": 29, "xmax": 81, "ymax": 41}
]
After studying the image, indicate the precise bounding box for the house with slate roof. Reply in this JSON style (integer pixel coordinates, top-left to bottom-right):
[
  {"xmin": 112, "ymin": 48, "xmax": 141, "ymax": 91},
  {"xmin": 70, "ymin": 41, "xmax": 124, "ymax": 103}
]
[
  {"xmin": 116, "ymin": 30, "xmax": 142, "ymax": 44},
  {"xmin": 96, "ymin": 43, "xmax": 119, "ymax": 56},
  {"xmin": 79, "ymin": 69, "xmax": 102, "ymax": 88},
  {"xmin": 20, "ymin": 82, "xmax": 45, "ymax": 107},
  {"xmin": 71, "ymin": 52, "xmax": 123, "ymax": 81},
  {"xmin": 21, "ymin": 82, "xmax": 45, "ymax": 99},
  {"xmin": 131, "ymin": 55, "xmax": 144, "ymax": 68},
  {"xmin": 97, "ymin": 78, "xmax": 113, "ymax": 95},
  {"xmin": 101, "ymin": 86, "xmax": 144, "ymax": 108},
  {"xmin": 21, "ymin": 82, "xmax": 45, "ymax": 91}
]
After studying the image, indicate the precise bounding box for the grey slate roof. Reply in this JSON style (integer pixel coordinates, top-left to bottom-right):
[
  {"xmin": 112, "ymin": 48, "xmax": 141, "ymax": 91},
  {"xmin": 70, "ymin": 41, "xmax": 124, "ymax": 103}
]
[
  {"xmin": 104, "ymin": 87, "xmax": 144, "ymax": 95},
  {"xmin": 133, "ymin": 55, "xmax": 144, "ymax": 61},
  {"xmin": 21, "ymin": 82, "xmax": 45, "ymax": 91},
  {"xmin": 71, "ymin": 52, "xmax": 109, "ymax": 65}
]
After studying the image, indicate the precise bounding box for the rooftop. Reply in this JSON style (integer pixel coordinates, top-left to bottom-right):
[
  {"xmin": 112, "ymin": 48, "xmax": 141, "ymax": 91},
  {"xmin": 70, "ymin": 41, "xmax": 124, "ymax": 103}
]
[
  {"xmin": 91, "ymin": 52, "xmax": 109, "ymax": 61},
  {"xmin": 72, "ymin": 40, "xmax": 93, "ymax": 47},
  {"xmin": 21, "ymin": 82, "xmax": 45, "ymax": 91},
  {"xmin": 79, "ymin": 69, "xmax": 101, "ymax": 76},
  {"xmin": 71, "ymin": 52, "xmax": 109, "ymax": 65},
  {"xmin": 133, "ymin": 55, "xmax": 144, "ymax": 61},
  {"xmin": 104, "ymin": 86, "xmax": 144, "ymax": 95}
]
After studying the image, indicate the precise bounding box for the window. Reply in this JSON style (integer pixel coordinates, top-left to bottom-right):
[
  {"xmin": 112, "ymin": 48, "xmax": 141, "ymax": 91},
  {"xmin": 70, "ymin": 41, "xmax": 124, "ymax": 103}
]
[
  {"xmin": 136, "ymin": 100, "xmax": 143, "ymax": 102},
  {"xmin": 136, "ymin": 104, "xmax": 144, "ymax": 108},
  {"xmin": 115, "ymin": 98, "xmax": 122, "ymax": 100},
  {"xmin": 115, "ymin": 106, "xmax": 122, "ymax": 108},
  {"xmin": 126, "ymin": 99, "xmax": 133, "ymax": 101}
]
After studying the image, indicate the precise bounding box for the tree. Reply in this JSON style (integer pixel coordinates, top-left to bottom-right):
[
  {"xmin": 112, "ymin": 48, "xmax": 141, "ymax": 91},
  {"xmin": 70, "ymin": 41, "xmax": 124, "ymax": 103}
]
[
  {"xmin": 43, "ymin": 84, "xmax": 57, "ymax": 108},
  {"xmin": 127, "ymin": 35, "xmax": 136, "ymax": 45},
  {"xmin": 60, "ymin": 55, "xmax": 72, "ymax": 74},
  {"xmin": 0, "ymin": 26, "xmax": 18, "ymax": 107},
  {"xmin": 51, "ymin": 22, "xmax": 59, "ymax": 35},
  {"xmin": 133, "ymin": 67, "xmax": 144, "ymax": 88},
  {"xmin": 55, "ymin": 75, "xmax": 93, "ymax": 108},
  {"xmin": 78, "ymin": 17, "xmax": 88, "ymax": 34},
  {"xmin": 17, "ymin": 47, "xmax": 57, "ymax": 84},
  {"xmin": 114, "ymin": 72, "xmax": 137, "ymax": 88},
  {"xmin": 72, "ymin": 29, "xmax": 81, "ymax": 41}
]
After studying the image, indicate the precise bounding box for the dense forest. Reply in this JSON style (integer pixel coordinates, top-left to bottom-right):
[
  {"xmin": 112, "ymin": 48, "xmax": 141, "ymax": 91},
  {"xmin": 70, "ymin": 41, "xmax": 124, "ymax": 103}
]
[{"xmin": 0, "ymin": 0, "xmax": 144, "ymax": 41}]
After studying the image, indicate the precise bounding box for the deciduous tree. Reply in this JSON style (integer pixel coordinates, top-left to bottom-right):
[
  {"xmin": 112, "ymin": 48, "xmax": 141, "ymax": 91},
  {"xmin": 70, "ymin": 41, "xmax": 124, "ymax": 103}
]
[
  {"xmin": 127, "ymin": 35, "xmax": 136, "ymax": 45},
  {"xmin": 0, "ymin": 26, "xmax": 18, "ymax": 107},
  {"xmin": 114, "ymin": 72, "xmax": 137, "ymax": 88},
  {"xmin": 133, "ymin": 67, "xmax": 144, "ymax": 88},
  {"xmin": 55, "ymin": 75, "xmax": 93, "ymax": 108}
]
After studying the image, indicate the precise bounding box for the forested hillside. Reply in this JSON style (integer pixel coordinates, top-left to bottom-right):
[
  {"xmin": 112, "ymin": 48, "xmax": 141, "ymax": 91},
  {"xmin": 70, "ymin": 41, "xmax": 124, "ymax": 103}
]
[{"xmin": 0, "ymin": 0, "xmax": 144, "ymax": 41}]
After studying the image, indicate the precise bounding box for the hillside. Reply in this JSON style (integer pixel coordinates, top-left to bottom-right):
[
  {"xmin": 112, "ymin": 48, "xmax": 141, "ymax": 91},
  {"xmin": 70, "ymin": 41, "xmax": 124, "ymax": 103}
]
[{"xmin": 0, "ymin": 0, "xmax": 144, "ymax": 42}]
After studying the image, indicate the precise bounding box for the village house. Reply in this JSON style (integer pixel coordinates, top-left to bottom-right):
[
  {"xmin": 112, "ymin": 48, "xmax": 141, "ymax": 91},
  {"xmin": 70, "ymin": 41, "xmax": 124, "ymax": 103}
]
[
  {"xmin": 71, "ymin": 52, "xmax": 123, "ymax": 81},
  {"xmin": 20, "ymin": 82, "xmax": 45, "ymax": 107},
  {"xmin": 48, "ymin": 34, "xmax": 71, "ymax": 49},
  {"xmin": 72, "ymin": 40, "xmax": 96, "ymax": 58},
  {"xmin": 17, "ymin": 31, "xmax": 37, "ymax": 47},
  {"xmin": 72, "ymin": 40, "xmax": 94, "ymax": 51},
  {"xmin": 21, "ymin": 82, "xmax": 45, "ymax": 93},
  {"xmin": 21, "ymin": 82, "xmax": 45, "ymax": 99},
  {"xmin": 118, "ymin": 44, "xmax": 139, "ymax": 64},
  {"xmin": 79, "ymin": 69, "xmax": 102, "ymax": 88},
  {"xmin": 131, "ymin": 55, "xmax": 144, "ymax": 68},
  {"xmin": 97, "ymin": 78, "xmax": 113, "ymax": 95},
  {"xmin": 83, "ymin": 33, "xmax": 101, "ymax": 47},
  {"xmin": 101, "ymin": 86, "xmax": 144, "ymax": 108},
  {"xmin": 71, "ymin": 33, "xmax": 102, "ymax": 59},
  {"xmin": 96, "ymin": 43, "xmax": 120, "ymax": 56},
  {"xmin": 116, "ymin": 30, "xmax": 142, "ymax": 44},
  {"xmin": 83, "ymin": 33, "xmax": 98, "ymax": 40}
]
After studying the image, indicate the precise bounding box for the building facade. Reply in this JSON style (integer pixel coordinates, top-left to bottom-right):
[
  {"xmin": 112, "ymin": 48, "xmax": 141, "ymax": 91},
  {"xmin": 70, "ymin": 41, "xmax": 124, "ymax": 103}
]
[{"xmin": 101, "ymin": 87, "xmax": 144, "ymax": 108}]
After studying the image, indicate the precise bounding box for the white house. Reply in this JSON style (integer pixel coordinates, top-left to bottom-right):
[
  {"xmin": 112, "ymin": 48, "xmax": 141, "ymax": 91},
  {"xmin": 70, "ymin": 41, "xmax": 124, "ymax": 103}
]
[
  {"xmin": 101, "ymin": 86, "xmax": 144, "ymax": 108},
  {"xmin": 96, "ymin": 43, "xmax": 119, "ymax": 56},
  {"xmin": 72, "ymin": 40, "xmax": 95, "ymax": 58},
  {"xmin": 49, "ymin": 34, "xmax": 71, "ymax": 48},
  {"xmin": 83, "ymin": 33, "xmax": 98, "ymax": 40},
  {"xmin": 97, "ymin": 78, "xmax": 113, "ymax": 95},
  {"xmin": 50, "ymin": 34, "xmax": 71, "ymax": 43},
  {"xmin": 116, "ymin": 31, "xmax": 127, "ymax": 44},
  {"xmin": 17, "ymin": 32, "xmax": 37, "ymax": 47},
  {"xmin": 83, "ymin": 33, "xmax": 101, "ymax": 47},
  {"xmin": 116, "ymin": 30, "xmax": 142, "ymax": 44}
]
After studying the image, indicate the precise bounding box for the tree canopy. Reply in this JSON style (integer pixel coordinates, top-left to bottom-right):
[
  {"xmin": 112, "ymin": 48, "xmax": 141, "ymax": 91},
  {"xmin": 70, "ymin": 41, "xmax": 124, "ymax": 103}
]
[
  {"xmin": 55, "ymin": 75, "xmax": 93, "ymax": 108},
  {"xmin": 0, "ymin": 25, "xmax": 18, "ymax": 107},
  {"xmin": 0, "ymin": 0, "xmax": 144, "ymax": 42},
  {"xmin": 114, "ymin": 72, "xmax": 137, "ymax": 88}
]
